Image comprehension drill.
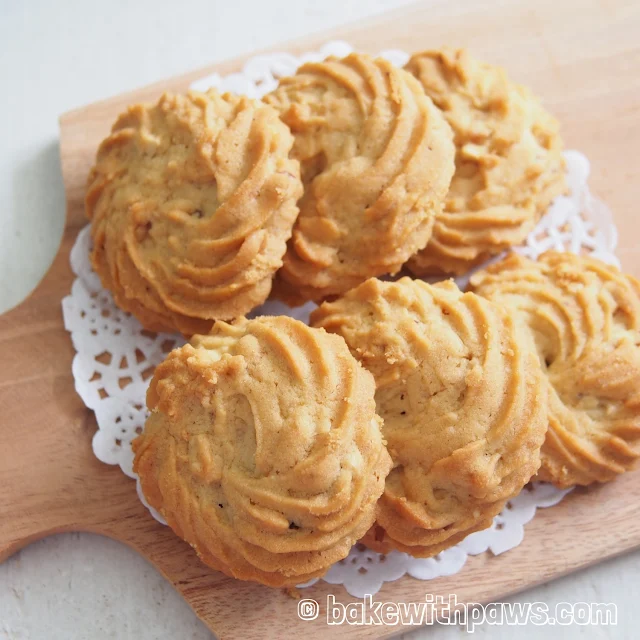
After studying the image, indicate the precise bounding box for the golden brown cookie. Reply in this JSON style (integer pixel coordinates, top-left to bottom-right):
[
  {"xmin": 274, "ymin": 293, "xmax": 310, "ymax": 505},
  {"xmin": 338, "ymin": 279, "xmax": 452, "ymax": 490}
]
[
  {"xmin": 132, "ymin": 315, "xmax": 392, "ymax": 586},
  {"xmin": 264, "ymin": 53, "xmax": 455, "ymax": 304},
  {"xmin": 470, "ymin": 251, "xmax": 640, "ymax": 487},
  {"xmin": 405, "ymin": 48, "xmax": 566, "ymax": 275},
  {"xmin": 86, "ymin": 90, "xmax": 303, "ymax": 334},
  {"xmin": 311, "ymin": 277, "xmax": 546, "ymax": 557}
]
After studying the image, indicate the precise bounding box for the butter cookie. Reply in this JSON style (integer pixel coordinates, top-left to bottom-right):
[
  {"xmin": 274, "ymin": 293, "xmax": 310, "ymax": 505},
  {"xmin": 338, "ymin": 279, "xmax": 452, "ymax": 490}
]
[
  {"xmin": 405, "ymin": 48, "xmax": 566, "ymax": 275},
  {"xmin": 264, "ymin": 53, "xmax": 455, "ymax": 303},
  {"xmin": 311, "ymin": 277, "xmax": 546, "ymax": 556},
  {"xmin": 471, "ymin": 252, "xmax": 640, "ymax": 487},
  {"xmin": 86, "ymin": 90, "xmax": 302, "ymax": 334},
  {"xmin": 133, "ymin": 315, "xmax": 392, "ymax": 585}
]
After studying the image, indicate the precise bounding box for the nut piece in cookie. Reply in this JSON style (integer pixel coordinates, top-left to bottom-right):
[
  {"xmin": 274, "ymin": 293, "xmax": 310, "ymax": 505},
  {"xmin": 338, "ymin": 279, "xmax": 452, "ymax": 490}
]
[
  {"xmin": 133, "ymin": 315, "xmax": 392, "ymax": 587},
  {"xmin": 405, "ymin": 48, "xmax": 566, "ymax": 275},
  {"xmin": 265, "ymin": 53, "xmax": 455, "ymax": 304},
  {"xmin": 471, "ymin": 251, "xmax": 640, "ymax": 487},
  {"xmin": 311, "ymin": 277, "xmax": 547, "ymax": 557},
  {"xmin": 86, "ymin": 90, "xmax": 303, "ymax": 334}
]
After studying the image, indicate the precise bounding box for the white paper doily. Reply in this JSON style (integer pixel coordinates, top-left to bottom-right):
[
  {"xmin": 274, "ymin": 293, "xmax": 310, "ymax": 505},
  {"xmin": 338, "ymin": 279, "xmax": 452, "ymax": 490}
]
[{"xmin": 62, "ymin": 41, "xmax": 619, "ymax": 598}]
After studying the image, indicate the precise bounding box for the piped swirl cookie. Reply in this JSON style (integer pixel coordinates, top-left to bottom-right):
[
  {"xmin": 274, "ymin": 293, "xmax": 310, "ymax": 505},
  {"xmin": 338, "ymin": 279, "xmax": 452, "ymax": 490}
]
[
  {"xmin": 132, "ymin": 315, "xmax": 392, "ymax": 586},
  {"xmin": 471, "ymin": 251, "xmax": 640, "ymax": 487},
  {"xmin": 264, "ymin": 53, "xmax": 455, "ymax": 304},
  {"xmin": 86, "ymin": 90, "xmax": 303, "ymax": 334},
  {"xmin": 311, "ymin": 277, "xmax": 547, "ymax": 557},
  {"xmin": 405, "ymin": 48, "xmax": 566, "ymax": 275}
]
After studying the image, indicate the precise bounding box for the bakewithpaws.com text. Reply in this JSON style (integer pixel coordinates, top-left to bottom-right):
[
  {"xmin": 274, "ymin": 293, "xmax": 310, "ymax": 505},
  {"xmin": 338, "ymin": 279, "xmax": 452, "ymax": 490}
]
[{"xmin": 297, "ymin": 594, "xmax": 617, "ymax": 631}]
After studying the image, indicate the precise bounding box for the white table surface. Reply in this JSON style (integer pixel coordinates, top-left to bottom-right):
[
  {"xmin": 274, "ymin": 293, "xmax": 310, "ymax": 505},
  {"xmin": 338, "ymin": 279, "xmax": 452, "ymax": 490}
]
[{"xmin": 1, "ymin": 0, "xmax": 638, "ymax": 637}]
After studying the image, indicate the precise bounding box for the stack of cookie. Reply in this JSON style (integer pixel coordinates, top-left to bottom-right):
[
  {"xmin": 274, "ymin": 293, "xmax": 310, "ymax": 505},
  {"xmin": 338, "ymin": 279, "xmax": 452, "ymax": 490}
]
[{"xmin": 85, "ymin": 48, "xmax": 640, "ymax": 587}]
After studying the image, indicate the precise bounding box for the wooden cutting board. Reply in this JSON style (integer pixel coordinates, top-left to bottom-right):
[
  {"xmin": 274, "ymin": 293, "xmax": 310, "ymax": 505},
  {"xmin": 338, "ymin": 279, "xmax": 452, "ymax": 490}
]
[{"xmin": 2, "ymin": 0, "xmax": 640, "ymax": 637}]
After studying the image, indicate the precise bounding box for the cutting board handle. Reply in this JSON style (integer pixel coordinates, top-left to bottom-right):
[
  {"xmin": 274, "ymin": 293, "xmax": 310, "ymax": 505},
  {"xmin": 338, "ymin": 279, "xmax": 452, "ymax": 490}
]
[{"xmin": 0, "ymin": 238, "xmax": 140, "ymax": 561}]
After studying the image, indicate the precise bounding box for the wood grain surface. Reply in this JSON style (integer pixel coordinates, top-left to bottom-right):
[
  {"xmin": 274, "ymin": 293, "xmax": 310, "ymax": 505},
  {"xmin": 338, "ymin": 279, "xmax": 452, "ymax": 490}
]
[{"xmin": 2, "ymin": 0, "xmax": 640, "ymax": 637}]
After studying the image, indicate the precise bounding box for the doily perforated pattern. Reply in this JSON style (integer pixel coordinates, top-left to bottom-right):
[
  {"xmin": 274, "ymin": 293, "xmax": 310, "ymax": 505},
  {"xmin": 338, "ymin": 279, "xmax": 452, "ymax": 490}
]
[{"xmin": 62, "ymin": 41, "xmax": 618, "ymax": 598}]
